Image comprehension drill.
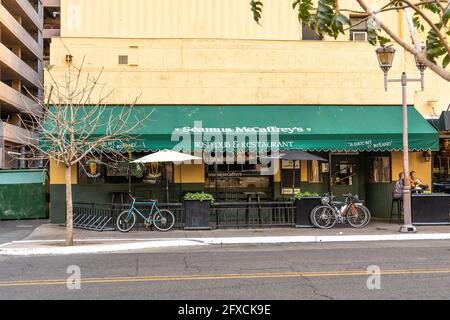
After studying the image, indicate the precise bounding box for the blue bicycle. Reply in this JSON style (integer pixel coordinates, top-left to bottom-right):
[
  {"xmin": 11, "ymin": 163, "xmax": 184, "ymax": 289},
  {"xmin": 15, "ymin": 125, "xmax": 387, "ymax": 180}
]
[{"xmin": 116, "ymin": 195, "xmax": 175, "ymax": 232}]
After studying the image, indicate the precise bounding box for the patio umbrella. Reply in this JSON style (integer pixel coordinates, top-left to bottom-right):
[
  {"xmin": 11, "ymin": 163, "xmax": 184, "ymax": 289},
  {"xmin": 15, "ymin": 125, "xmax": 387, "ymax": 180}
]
[
  {"xmin": 132, "ymin": 150, "xmax": 202, "ymax": 203},
  {"xmin": 266, "ymin": 150, "xmax": 328, "ymax": 196},
  {"xmin": 276, "ymin": 150, "xmax": 327, "ymax": 162},
  {"xmin": 132, "ymin": 150, "xmax": 202, "ymax": 164}
]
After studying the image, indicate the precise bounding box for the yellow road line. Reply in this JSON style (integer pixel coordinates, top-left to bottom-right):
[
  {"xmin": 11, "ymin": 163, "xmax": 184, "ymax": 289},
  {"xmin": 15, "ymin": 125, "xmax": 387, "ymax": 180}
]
[{"xmin": 1, "ymin": 268, "xmax": 449, "ymax": 287}]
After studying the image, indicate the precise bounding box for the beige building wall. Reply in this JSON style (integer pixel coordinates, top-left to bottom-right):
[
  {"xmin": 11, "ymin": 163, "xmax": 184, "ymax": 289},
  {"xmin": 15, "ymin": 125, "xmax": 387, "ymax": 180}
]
[
  {"xmin": 61, "ymin": 0, "xmax": 299, "ymax": 40},
  {"xmin": 49, "ymin": 0, "xmax": 449, "ymax": 115},
  {"xmin": 48, "ymin": 37, "xmax": 449, "ymax": 114},
  {"xmin": 60, "ymin": 0, "xmax": 404, "ymax": 41},
  {"xmin": 49, "ymin": 159, "xmax": 78, "ymax": 184}
]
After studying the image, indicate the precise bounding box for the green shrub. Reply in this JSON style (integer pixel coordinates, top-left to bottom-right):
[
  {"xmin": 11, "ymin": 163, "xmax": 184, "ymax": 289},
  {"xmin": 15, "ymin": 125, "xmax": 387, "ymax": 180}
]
[
  {"xmin": 294, "ymin": 191, "xmax": 320, "ymax": 200},
  {"xmin": 183, "ymin": 192, "xmax": 215, "ymax": 202}
]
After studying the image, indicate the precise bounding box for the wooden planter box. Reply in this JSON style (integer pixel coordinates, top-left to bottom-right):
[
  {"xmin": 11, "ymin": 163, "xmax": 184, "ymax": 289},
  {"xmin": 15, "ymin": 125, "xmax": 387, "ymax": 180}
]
[
  {"xmin": 294, "ymin": 197, "xmax": 322, "ymax": 228},
  {"xmin": 184, "ymin": 200, "xmax": 212, "ymax": 230}
]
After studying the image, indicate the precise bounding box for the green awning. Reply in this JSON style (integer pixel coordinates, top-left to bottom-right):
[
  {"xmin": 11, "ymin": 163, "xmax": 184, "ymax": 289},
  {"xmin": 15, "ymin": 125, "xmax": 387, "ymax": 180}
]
[
  {"xmin": 0, "ymin": 170, "xmax": 47, "ymax": 185},
  {"xmin": 43, "ymin": 105, "xmax": 439, "ymax": 152}
]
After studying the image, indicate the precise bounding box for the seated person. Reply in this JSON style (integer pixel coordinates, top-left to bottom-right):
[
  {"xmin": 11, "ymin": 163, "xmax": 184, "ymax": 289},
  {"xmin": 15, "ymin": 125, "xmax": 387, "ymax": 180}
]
[
  {"xmin": 393, "ymin": 173, "xmax": 404, "ymax": 200},
  {"xmin": 409, "ymin": 171, "xmax": 429, "ymax": 192}
]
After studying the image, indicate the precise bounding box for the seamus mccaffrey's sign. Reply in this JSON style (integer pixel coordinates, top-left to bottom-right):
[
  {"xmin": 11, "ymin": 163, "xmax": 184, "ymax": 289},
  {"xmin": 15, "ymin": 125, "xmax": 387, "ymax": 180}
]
[
  {"xmin": 171, "ymin": 121, "xmax": 285, "ymax": 175},
  {"xmin": 176, "ymin": 126, "xmax": 312, "ymax": 134}
]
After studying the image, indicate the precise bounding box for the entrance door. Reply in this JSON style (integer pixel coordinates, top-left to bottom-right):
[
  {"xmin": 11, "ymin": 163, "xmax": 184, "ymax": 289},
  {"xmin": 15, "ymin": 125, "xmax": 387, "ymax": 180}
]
[{"xmin": 331, "ymin": 155, "xmax": 360, "ymax": 200}]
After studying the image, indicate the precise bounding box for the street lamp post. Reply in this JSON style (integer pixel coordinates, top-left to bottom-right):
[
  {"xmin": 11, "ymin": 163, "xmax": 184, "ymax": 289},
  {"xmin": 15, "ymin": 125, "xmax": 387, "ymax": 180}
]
[{"xmin": 375, "ymin": 44, "xmax": 427, "ymax": 233}]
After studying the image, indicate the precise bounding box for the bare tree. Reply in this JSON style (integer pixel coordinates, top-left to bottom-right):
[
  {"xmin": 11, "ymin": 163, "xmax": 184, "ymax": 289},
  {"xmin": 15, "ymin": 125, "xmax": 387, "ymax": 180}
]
[{"xmin": 17, "ymin": 59, "xmax": 147, "ymax": 246}]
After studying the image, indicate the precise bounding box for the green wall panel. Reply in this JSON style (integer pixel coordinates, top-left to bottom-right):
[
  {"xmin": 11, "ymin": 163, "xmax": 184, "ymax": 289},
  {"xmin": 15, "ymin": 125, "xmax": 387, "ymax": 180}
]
[
  {"xmin": 0, "ymin": 170, "xmax": 47, "ymax": 220},
  {"xmin": 365, "ymin": 183, "xmax": 395, "ymax": 219}
]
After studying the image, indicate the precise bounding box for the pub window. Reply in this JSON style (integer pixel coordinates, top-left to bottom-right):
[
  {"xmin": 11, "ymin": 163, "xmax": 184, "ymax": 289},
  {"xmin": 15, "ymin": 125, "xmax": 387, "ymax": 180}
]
[
  {"xmin": 281, "ymin": 160, "xmax": 301, "ymax": 195},
  {"xmin": 367, "ymin": 156, "xmax": 391, "ymax": 183},
  {"xmin": 205, "ymin": 162, "xmax": 270, "ymax": 190},
  {"xmin": 77, "ymin": 157, "xmax": 173, "ymax": 185},
  {"xmin": 433, "ymin": 138, "xmax": 450, "ymax": 181},
  {"xmin": 334, "ymin": 161, "xmax": 357, "ymax": 186},
  {"xmin": 308, "ymin": 160, "xmax": 323, "ymax": 183}
]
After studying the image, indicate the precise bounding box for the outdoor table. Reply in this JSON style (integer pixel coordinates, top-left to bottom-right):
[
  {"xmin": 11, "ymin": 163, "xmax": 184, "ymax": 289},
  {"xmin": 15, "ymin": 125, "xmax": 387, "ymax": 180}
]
[{"xmin": 411, "ymin": 193, "xmax": 450, "ymax": 225}]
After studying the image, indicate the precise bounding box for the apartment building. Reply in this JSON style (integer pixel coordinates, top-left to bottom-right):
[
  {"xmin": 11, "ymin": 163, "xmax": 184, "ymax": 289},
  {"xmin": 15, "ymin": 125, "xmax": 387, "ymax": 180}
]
[
  {"xmin": 43, "ymin": 0, "xmax": 59, "ymax": 65},
  {"xmin": 0, "ymin": 0, "xmax": 43, "ymax": 169}
]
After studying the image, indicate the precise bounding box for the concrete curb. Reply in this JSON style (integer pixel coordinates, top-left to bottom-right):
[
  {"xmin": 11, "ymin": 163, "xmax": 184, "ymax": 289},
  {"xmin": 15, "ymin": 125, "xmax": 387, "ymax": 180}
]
[
  {"xmin": 0, "ymin": 240, "xmax": 206, "ymax": 256},
  {"xmin": 2, "ymin": 233, "xmax": 450, "ymax": 256}
]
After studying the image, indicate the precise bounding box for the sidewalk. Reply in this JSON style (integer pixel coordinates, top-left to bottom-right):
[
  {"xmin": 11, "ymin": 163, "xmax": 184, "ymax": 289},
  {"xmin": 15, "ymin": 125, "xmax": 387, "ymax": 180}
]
[
  {"xmin": 2, "ymin": 222, "xmax": 450, "ymax": 256},
  {"xmin": 0, "ymin": 219, "xmax": 49, "ymax": 245}
]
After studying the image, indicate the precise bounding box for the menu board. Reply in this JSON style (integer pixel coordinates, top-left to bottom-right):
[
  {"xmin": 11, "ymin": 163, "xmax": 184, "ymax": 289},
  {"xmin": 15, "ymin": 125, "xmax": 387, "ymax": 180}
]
[{"xmin": 106, "ymin": 163, "xmax": 129, "ymax": 177}]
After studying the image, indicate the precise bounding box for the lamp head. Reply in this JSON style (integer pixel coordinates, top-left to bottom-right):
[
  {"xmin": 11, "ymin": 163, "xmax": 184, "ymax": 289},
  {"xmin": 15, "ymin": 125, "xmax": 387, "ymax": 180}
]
[
  {"xmin": 375, "ymin": 45, "xmax": 396, "ymax": 74},
  {"xmin": 415, "ymin": 43, "xmax": 427, "ymax": 73}
]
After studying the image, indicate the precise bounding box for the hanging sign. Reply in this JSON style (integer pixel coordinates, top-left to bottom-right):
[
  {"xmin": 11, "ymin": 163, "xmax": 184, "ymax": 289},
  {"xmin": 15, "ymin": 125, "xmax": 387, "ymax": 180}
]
[{"xmin": 85, "ymin": 159, "xmax": 102, "ymax": 179}]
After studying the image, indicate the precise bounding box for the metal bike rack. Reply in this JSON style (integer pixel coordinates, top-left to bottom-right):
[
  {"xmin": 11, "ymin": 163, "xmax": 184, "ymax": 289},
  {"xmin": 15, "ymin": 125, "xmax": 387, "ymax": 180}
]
[{"xmin": 71, "ymin": 204, "xmax": 117, "ymax": 232}]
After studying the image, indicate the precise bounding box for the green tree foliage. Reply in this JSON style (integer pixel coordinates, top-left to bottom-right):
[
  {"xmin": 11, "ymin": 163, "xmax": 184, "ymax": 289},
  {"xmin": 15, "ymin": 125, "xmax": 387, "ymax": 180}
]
[{"xmin": 251, "ymin": 0, "xmax": 450, "ymax": 77}]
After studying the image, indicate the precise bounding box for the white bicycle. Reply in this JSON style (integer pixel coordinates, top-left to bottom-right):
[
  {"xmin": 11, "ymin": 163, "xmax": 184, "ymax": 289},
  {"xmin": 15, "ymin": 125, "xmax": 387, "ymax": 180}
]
[{"xmin": 310, "ymin": 193, "xmax": 371, "ymax": 229}]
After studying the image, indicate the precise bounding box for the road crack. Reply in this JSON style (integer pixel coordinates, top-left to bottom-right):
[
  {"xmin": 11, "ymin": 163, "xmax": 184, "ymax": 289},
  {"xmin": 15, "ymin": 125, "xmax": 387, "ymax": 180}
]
[{"xmin": 300, "ymin": 275, "xmax": 334, "ymax": 300}]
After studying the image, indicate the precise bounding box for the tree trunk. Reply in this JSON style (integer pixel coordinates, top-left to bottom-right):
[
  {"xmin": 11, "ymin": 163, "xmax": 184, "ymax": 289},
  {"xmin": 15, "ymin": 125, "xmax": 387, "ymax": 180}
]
[{"xmin": 65, "ymin": 165, "xmax": 74, "ymax": 246}]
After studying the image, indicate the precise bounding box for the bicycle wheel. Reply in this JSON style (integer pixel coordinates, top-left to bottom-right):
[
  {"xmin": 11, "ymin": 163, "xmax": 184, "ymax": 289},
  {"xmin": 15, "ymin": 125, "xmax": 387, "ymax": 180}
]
[
  {"xmin": 310, "ymin": 206, "xmax": 336, "ymax": 229},
  {"xmin": 116, "ymin": 210, "xmax": 136, "ymax": 233},
  {"xmin": 358, "ymin": 205, "xmax": 371, "ymax": 227},
  {"xmin": 346, "ymin": 205, "xmax": 370, "ymax": 228},
  {"xmin": 153, "ymin": 209, "xmax": 175, "ymax": 232}
]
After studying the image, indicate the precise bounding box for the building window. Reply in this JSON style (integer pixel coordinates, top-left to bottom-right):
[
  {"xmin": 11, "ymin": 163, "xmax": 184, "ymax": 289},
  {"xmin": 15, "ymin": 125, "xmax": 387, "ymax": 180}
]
[
  {"xmin": 367, "ymin": 156, "xmax": 391, "ymax": 183},
  {"xmin": 349, "ymin": 15, "xmax": 369, "ymax": 41},
  {"xmin": 433, "ymin": 138, "xmax": 450, "ymax": 182},
  {"xmin": 118, "ymin": 55, "xmax": 128, "ymax": 65},
  {"xmin": 77, "ymin": 157, "xmax": 172, "ymax": 185},
  {"xmin": 308, "ymin": 160, "xmax": 323, "ymax": 183},
  {"xmin": 301, "ymin": 23, "xmax": 322, "ymax": 40}
]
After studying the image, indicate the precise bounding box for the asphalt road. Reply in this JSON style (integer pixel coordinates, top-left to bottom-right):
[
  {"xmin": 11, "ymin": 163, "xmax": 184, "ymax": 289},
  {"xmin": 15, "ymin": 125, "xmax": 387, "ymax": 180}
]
[{"xmin": 1, "ymin": 240, "xmax": 450, "ymax": 300}]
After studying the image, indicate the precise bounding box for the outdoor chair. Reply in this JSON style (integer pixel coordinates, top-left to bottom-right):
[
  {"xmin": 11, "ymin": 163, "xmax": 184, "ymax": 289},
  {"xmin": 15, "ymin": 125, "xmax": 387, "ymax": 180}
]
[{"xmin": 390, "ymin": 197, "xmax": 403, "ymax": 224}]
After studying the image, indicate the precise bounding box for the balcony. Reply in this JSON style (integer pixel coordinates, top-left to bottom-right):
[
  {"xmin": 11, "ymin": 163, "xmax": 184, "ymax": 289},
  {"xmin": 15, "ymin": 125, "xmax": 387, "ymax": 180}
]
[
  {"xmin": 0, "ymin": 121, "xmax": 38, "ymax": 145},
  {"xmin": 43, "ymin": 27, "xmax": 60, "ymax": 39},
  {"xmin": 43, "ymin": 0, "xmax": 61, "ymax": 7},
  {"xmin": 1, "ymin": 0, "xmax": 43, "ymax": 30},
  {"xmin": 0, "ymin": 3, "xmax": 43, "ymax": 60},
  {"xmin": 0, "ymin": 81, "xmax": 40, "ymax": 114},
  {"xmin": 0, "ymin": 42, "xmax": 40, "ymax": 87}
]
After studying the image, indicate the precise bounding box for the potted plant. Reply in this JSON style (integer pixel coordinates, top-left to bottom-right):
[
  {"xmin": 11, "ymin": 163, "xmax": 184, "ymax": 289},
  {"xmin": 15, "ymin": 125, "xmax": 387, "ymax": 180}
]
[
  {"xmin": 293, "ymin": 191, "xmax": 321, "ymax": 228},
  {"xmin": 183, "ymin": 192, "xmax": 215, "ymax": 230}
]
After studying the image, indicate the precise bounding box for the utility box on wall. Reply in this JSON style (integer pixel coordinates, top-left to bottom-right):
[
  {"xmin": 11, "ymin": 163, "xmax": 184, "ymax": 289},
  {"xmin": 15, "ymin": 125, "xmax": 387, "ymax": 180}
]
[{"xmin": 0, "ymin": 170, "xmax": 48, "ymax": 220}]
